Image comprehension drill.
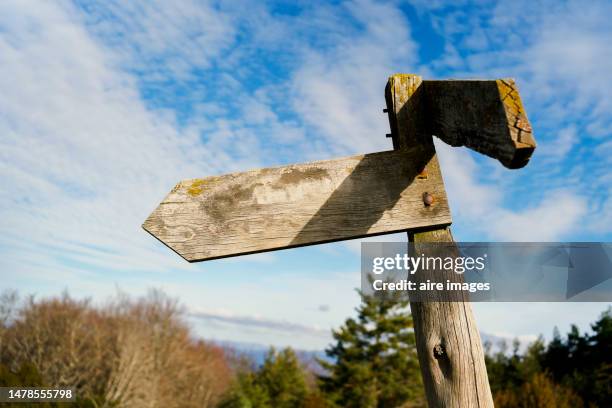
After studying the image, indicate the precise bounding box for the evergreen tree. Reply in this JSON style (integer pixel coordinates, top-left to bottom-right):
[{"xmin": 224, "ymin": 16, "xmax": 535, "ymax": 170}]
[
  {"xmin": 578, "ymin": 307, "xmax": 612, "ymax": 406},
  {"xmin": 319, "ymin": 291, "xmax": 423, "ymax": 408},
  {"xmin": 258, "ymin": 348, "xmax": 309, "ymax": 407},
  {"xmin": 218, "ymin": 371, "xmax": 271, "ymax": 408},
  {"xmin": 218, "ymin": 347, "xmax": 311, "ymax": 408},
  {"xmin": 484, "ymin": 308, "xmax": 612, "ymax": 407},
  {"xmin": 541, "ymin": 327, "xmax": 570, "ymax": 383}
]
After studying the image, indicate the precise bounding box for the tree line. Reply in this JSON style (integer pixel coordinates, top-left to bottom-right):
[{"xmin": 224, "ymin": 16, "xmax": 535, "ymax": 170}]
[{"xmin": 1, "ymin": 289, "xmax": 610, "ymax": 407}]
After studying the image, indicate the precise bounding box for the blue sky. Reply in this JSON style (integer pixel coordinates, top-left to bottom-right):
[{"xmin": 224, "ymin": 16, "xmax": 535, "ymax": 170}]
[{"xmin": 1, "ymin": 0, "xmax": 611, "ymax": 350}]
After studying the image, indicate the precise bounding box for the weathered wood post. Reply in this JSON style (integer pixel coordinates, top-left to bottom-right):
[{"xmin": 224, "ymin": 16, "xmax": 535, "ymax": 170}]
[
  {"xmin": 385, "ymin": 74, "xmax": 535, "ymax": 407},
  {"xmin": 385, "ymin": 74, "xmax": 494, "ymax": 407}
]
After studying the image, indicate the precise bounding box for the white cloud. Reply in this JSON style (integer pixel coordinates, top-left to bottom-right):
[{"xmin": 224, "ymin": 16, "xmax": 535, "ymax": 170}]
[
  {"xmin": 542, "ymin": 125, "xmax": 577, "ymax": 160},
  {"xmin": 522, "ymin": 3, "xmax": 612, "ymax": 135},
  {"xmin": 188, "ymin": 309, "xmax": 331, "ymax": 350},
  {"xmin": 435, "ymin": 141, "xmax": 587, "ymax": 241},
  {"xmin": 74, "ymin": 0, "xmax": 237, "ymax": 80},
  {"xmin": 489, "ymin": 191, "xmax": 586, "ymax": 241},
  {"xmin": 0, "ymin": 0, "xmax": 257, "ymax": 280},
  {"xmin": 588, "ymin": 193, "xmax": 612, "ymax": 235},
  {"xmin": 291, "ymin": 0, "xmax": 419, "ymax": 157},
  {"xmin": 473, "ymin": 302, "xmax": 610, "ymax": 345},
  {"xmin": 134, "ymin": 268, "xmax": 360, "ymax": 350}
]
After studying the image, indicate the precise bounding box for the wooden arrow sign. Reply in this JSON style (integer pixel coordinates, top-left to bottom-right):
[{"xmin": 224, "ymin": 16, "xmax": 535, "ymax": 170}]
[{"xmin": 143, "ymin": 145, "xmax": 451, "ymax": 262}]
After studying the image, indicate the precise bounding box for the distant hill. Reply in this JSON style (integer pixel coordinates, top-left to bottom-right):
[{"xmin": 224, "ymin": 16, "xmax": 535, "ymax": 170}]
[
  {"xmin": 212, "ymin": 332, "xmax": 531, "ymax": 371},
  {"xmin": 213, "ymin": 340, "xmax": 330, "ymax": 373}
]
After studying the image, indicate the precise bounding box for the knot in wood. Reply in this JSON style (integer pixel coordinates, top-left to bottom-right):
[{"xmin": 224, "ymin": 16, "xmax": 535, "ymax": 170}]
[
  {"xmin": 423, "ymin": 192, "xmax": 434, "ymax": 206},
  {"xmin": 433, "ymin": 343, "xmax": 445, "ymax": 359}
]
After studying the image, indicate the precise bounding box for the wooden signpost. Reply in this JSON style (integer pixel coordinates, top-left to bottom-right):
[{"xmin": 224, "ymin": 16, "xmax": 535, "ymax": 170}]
[{"xmin": 144, "ymin": 74, "xmax": 536, "ymax": 407}]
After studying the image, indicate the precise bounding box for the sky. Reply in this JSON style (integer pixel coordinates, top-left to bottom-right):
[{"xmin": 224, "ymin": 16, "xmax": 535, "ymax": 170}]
[{"xmin": 1, "ymin": 0, "xmax": 611, "ymax": 350}]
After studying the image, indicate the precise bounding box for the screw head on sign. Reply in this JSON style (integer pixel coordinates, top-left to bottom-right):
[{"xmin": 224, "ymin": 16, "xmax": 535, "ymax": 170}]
[{"xmin": 423, "ymin": 192, "xmax": 434, "ymax": 206}]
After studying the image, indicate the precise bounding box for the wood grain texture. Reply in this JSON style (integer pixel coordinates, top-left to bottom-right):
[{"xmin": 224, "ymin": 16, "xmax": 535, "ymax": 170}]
[
  {"xmin": 387, "ymin": 73, "xmax": 494, "ymax": 408},
  {"xmin": 409, "ymin": 230, "xmax": 494, "ymax": 408},
  {"xmin": 143, "ymin": 148, "xmax": 451, "ymax": 262}
]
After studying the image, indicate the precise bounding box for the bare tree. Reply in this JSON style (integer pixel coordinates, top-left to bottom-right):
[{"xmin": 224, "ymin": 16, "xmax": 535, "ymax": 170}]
[{"xmin": 1, "ymin": 289, "xmax": 232, "ymax": 407}]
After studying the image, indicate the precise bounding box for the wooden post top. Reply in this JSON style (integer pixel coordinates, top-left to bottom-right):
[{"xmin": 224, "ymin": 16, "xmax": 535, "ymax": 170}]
[{"xmin": 385, "ymin": 74, "xmax": 536, "ymax": 169}]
